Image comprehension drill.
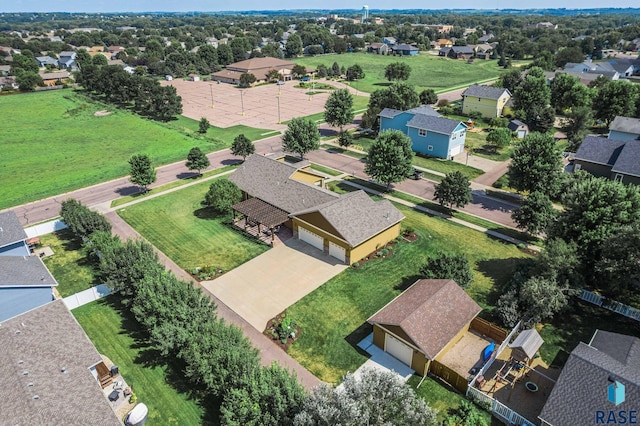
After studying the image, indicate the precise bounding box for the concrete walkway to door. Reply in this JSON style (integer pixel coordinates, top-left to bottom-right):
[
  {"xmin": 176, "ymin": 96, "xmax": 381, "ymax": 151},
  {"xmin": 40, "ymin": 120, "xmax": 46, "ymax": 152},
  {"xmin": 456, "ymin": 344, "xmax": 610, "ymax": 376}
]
[{"xmin": 201, "ymin": 238, "xmax": 347, "ymax": 332}]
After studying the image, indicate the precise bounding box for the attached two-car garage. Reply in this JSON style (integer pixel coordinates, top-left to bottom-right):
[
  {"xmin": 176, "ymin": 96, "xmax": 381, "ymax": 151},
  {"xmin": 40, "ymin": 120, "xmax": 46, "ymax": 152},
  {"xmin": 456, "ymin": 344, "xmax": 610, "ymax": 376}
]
[{"xmin": 298, "ymin": 225, "xmax": 347, "ymax": 263}]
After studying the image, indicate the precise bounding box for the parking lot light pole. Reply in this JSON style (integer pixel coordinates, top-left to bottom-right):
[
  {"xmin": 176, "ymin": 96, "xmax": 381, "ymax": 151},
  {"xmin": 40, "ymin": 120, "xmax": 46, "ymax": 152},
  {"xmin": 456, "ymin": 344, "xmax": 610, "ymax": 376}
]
[
  {"xmin": 240, "ymin": 90, "xmax": 245, "ymax": 116},
  {"xmin": 209, "ymin": 83, "xmax": 214, "ymax": 108},
  {"xmin": 277, "ymin": 95, "xmax": 281, "ymax": 124}
]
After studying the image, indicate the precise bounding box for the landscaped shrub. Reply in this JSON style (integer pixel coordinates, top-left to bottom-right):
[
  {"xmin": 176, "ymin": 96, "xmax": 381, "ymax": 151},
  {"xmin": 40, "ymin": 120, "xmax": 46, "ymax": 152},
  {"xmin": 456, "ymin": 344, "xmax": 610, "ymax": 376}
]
[
  {"xmin": 420, "ymin": 254, "xmax": 473, "ymax": 288},
  {"xmin": 60, "ymin": 198, "xmax": 111, "ymax": 239}
]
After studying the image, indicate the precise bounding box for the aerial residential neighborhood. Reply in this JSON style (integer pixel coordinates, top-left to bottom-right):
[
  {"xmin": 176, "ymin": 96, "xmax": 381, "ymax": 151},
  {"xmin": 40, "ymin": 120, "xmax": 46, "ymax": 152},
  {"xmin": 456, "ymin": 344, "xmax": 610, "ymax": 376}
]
[{"xmin": 1, "ymin": 4, "xmax": 640, "ymax": 426}]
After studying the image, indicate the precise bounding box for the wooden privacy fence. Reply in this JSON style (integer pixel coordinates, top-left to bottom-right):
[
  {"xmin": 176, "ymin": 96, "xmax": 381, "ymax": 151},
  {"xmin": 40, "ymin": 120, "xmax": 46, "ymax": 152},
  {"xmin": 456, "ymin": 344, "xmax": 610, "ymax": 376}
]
[
  {"xmin": 429, "ymin": 360, "xmax": 469, "ymax": 394},
  {"xmin": 470, "ymin": 317, "xmax": 507, "ymax": 344}
]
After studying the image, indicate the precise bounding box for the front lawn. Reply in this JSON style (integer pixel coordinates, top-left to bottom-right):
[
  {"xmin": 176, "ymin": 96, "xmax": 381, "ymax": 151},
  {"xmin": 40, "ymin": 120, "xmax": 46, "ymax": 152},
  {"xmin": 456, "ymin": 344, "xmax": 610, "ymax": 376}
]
[
  {"xmin": 117, "ymin": 177, "xmax": 268, "ymax": 272},
  {"xmin": 294, "ymin": 52, "xmax": 504, "ymax": 94},
  {"xmin": 74, "ymin": 299, "xmax": 208, "ymax": 425},
  {"xmin": 0, "ymin": 90, "xmax": 269, "ymax": 210},
  {"xmin": 287, "ymin": 203, "xmax": 530, "ymax": 383},
  {"xmin": 40, "ymin": 228, "xmax": 97, "ymax": 297}
]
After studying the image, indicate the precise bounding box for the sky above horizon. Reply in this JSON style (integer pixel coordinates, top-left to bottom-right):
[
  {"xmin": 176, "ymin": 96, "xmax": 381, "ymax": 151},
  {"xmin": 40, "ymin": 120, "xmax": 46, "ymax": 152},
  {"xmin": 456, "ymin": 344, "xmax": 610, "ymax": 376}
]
[{"xmin": 1, "ymin": 1, "xmax": 636, "ymax": 13}]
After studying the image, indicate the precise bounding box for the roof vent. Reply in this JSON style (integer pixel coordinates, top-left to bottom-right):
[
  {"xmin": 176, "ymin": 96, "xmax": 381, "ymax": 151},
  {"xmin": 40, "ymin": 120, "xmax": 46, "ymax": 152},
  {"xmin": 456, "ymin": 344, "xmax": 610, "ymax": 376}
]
[
  {"xmin": 17, "ymin": 360, "xmax": 23, "ymax": 364},
  {"xmin": 61, "ymin": 367, "xmax": 67, "ymax": 374},
  {"xmin": 21, "ymin": 322, "xmax": 26, "ymax": 327},
  {"xmin": 27, "ymin": 382, "xmax": 33, "ymax": 387},
  {"xmin": 15, "ymin": 330, "xmax": 21, "ymax": 334},
  {"xmin": 32, "ymin": 395, "xmax": 39, "ymax": 400},
  {"xmin": 22, "ymin": 370, "xmax": 29, "ymax": 376}
]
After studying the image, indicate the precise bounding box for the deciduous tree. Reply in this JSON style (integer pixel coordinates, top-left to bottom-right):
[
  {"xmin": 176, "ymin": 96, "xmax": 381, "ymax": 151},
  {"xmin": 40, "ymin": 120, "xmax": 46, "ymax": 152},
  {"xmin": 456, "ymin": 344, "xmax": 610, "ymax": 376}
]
[
  {"xmin": 198, "ymin": 117, "xmax": 210, "ymax": 133},
  {"xmin": 185, "ymin": 146, "xmax": 210, "ymax": 175},
  {"xmin": 486, "ymin": 127, "xmax": 512, "ymax": 151},
  {"xmin": 564, "ymin": 106, "xmax": 593, "ymax": 152},
  {"xmin": 420, "ymin": 254, "xmax": 473, "ymax": 288},
  {"xmin": 433, "ymin": 171, "xmax": 472, "ymax": 210},
  {"xmin": 364, "ymin": 130, "xmax": 414, "ymax": 190},
  {"xmin": 345, "ymin": 64, "xmax": 365, "ymax": 81},
  {"xmin": 204, "ymin": 179, "xmax": 242, "ymax": 214},
  {"xmin": 239, "ymin": 72, "xmax": 256, "ymax": 88},
  {"xmin": 128, "ymin": 154, "xmax": 156, "ymax": 192},
  {"xmin": 593, "ymin": 80, "xmax": 639, "ymax": 126},
  {"xmin": 512, "ymin": 191, "xmax": 556, "ymax": 235},
  {"xmin": 508, "ymin": 132, "xmax": 563, "ymax": 195},
  {"xmin": 384, "ymin": 61, "xmax": 411, "ymax": 81},
  {"xmin": 419, "ymin": 89, "xmax": 438, "ymax": 105},
  {"xmin": 285, "ymin": 34, "xmax": 302, "ymax": 57},
  {"xmin": 60, "ymin": 199, "xmax": 111, "ymax": 239},
  {"xmin": 361, "ymin": 82, "xmax": 420, "ymax": 130},
  {"xmin": 281, "ymin": 117, "xmax": 320, "ymax": 159},
  {"xmin": 324, "ymin": 88, "xmax": 354, "ymax": 134},
  {"xmin": 231, "ymin": 134, "xmax": 255, "ymax": 160}
]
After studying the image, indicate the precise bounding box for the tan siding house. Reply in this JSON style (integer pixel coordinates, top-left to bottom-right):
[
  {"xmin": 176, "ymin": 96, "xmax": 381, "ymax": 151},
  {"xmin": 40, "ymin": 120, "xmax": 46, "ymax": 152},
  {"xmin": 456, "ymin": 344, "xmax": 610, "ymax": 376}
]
[{"xmin": 462, "ymin": 84, "xmax": 511, "ymax": 118}]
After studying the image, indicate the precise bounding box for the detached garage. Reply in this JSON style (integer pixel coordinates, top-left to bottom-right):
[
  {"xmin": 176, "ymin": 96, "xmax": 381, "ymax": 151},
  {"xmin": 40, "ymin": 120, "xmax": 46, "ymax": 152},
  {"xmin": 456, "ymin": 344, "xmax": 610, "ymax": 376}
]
[{"xmin": 368, "ymin": 279, "xmax": 482, "ymax": 376}]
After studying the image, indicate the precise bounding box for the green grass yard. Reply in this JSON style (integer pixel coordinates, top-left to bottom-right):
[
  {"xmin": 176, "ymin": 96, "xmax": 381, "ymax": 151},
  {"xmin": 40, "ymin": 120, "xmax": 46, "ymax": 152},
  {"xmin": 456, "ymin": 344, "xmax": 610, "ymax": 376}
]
[
  {"xmin": 40, "ymin": 228, "xmax": 98, "ymax": 297},
  {"xmin": 287, "ymin": 203, "xmax": 530, "ymax": 383},
  {"xmin": 294, "ymin": 52, "xmax": 504, "ymax": 94},
  {"xmin": 74, "ymin": 299, "xmax": 207, "ymax": 425},
  {"xmin": 0, "ymin": 90, "xmax": 269, "ymax": 210},
  {"xmin": 117, "ymin": 177, "xmax": 268, "ymax": 272}
]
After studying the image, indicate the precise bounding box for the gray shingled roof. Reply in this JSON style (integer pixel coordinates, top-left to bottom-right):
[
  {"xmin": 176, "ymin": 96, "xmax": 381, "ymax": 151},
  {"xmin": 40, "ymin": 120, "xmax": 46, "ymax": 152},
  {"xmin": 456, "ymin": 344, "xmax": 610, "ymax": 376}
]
[
  {"xmin": 293, "ymin": 190, "xmax": 404, "ymax": 247},
  {"xmin": 574, "ymin": 135, "xmax": 625, "ymax": 166},
  {"xmin": 0, "ymin": 300, "xmax": 122, "ymax": 425},
  {"xmin": 406, "ymin": 115, "xmax": 463, "ymax": 135},
  {"xmin": 378, "ymin": 108, "xmax": 404, "ymax": 119},
  {"xmin": 0, "ymin": 211, "xmax": 28, "ymax": 249},
  {"xmin": 463, "ymin": 84, "xmax": 510, "ymax": 100},
  {"xmin": 407, "ymin": 105, "xmax": 440, "ymax": 117},
  {"xmin": 539, "ymin": 332, "xmax": 640, "ymax": 426},
  {"xmin": 0, "ymin": 256, "xmax": 58, "ymax": 288},
  {"xmin": 611, "ymin": 140, "xmax": 640, "ymax": 177},
  {"xmin": 368, "ymin": 279, "xmax": 482, "ymax": 359},
  {"xmin": 451, "ymin": 46, "xmax": 475, "ymax": 54},
  {"xmin": 610, "ymin": 116, "xmax": 640, "ymax": 136},
  {"xmin": 392, "ymin": 43, "xmax": 417, "ymax": 51},
  {"xmin": 228, "ymin": 154, "xmax": 339, "ymax": 214},
  {"xmin": 508, "ymin": 328, "xmax": 543, "ymax": 359},
  {"xmin": 507, "ymin": 119, "xmax": 527, "ymax": 131}
]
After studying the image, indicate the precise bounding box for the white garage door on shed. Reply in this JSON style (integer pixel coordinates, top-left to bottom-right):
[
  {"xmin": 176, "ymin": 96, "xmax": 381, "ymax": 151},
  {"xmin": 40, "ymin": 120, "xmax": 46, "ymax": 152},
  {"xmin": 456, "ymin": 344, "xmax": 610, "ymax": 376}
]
[
  {"xmin": 329, "ymin": 242, "xmax": 346, "ymax": 263},
  {"xmin": 449, "ymin": 143, "xmax": 463, "ymax": 157},
  {"xmin": 384, "ymin": 333, "xmax": 414, "ymax": 367},
  {"xmin": 298, "ymin": 226, "xmax": 324, "ymax": 252}
]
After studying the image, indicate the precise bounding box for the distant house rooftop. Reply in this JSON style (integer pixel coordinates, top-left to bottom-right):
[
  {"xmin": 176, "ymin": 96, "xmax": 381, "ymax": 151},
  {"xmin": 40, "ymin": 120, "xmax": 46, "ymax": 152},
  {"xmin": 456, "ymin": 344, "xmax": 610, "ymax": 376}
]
[
  {"xmin": 0, "ymin": 211, "xmax": 28, "ymax": 248},
  {"xmin": 610, "ymin": 116, "xmax": 640, "ymax": 136},
  {"xmin": 0, "ymin": 256, "xmax": 58, "ymax": 288},
  {"xmin": 574, "ymin": 136, "xmax": 640, "ymax": 177},
  {"xmin": 463, "ymin": 84, "xmax": 511, "ymax": 100}
]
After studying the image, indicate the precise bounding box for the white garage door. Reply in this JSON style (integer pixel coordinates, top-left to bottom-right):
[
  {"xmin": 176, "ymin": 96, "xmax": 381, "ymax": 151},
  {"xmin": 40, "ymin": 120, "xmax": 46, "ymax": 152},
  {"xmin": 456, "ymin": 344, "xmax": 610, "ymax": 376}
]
[
  {"xmin": 385, "ymin": 334, "xmax": 413, "ymax": 367},
  {"xmin": 298, "ymin": 226, "xmax": 324, "ymax": 251},
  {"xmin": 329, "ymin": 242, "xmax": 346, "ymax": 263},
  {"xmin": 449, "ymin": 143, "xmax": 464, "ymax": 157}
]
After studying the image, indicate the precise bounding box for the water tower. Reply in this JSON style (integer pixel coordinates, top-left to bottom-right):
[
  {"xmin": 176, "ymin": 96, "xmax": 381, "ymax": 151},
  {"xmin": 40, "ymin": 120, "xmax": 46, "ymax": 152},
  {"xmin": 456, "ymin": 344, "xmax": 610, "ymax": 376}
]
[{"xmin": 361, "ymin": 5, "xmax": 369, "ymax": 23}]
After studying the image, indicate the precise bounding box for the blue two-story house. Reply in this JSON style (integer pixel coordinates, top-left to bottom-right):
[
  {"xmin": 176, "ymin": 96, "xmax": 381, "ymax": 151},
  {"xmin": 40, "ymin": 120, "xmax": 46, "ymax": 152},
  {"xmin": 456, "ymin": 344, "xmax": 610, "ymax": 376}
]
[
  {"xmin": 379, "ymin": 106, "xmax": 467, "ymax": 159},
  {"xmin": 0, "ymin": 211, "xmax": 58, "ymax": 322}
]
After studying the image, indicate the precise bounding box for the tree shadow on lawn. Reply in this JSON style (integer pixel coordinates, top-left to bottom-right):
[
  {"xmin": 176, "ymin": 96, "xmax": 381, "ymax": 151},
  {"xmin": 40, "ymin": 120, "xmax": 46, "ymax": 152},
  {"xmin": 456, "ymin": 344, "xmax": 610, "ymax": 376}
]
[
  {"xmin": 373, "ymin": 82, "xmax": 393, "ymax": 87},
  {"xmin": 193, "ymin": 206, "xmax": 226, "ymax": 221},
  {"xmin": 393, "ymin": 274, "xmax": 424, "ymax": 292},
  {"xmin": 345, "ymin": 322, "xmax": 374, "ymax": 358},
  {"xmin": 475, "ymin": 257, "xmax": 532, "ymax": 307}
]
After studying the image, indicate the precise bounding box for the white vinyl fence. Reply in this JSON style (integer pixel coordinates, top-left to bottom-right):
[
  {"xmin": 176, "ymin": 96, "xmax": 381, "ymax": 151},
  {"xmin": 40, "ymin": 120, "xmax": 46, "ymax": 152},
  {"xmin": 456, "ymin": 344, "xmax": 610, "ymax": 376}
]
[{"xmin": 24, "ymin": 219, "xmax": 67, "ymax": 238}]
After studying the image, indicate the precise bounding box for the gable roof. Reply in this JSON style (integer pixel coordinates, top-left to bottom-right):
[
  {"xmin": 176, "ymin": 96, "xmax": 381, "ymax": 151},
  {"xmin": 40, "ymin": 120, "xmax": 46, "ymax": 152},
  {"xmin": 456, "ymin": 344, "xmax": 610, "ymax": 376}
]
[
  {"xmin": 451, "ymin": 46, "xmax": 475, "ymax": 54},
  {"xmin": 574, "ymin": 135, "xmax": 625, "ymax": 167},
  {"xmin": 611, "ymin": 140, "xmax": 640, "ymax": 177},
  {"xmin": 0, "ymin": 300, "xmax": 121, "ymax": 425},
  {"xmin": 227, "ymin": 57, "xmax": 294, "ymax": 72},
  {"xmin": 0, "ymin": 211, "xmax": 28, "ymax": 248},
  {"xmin": 0, "ymin": 256, "xmax": 58, "ymax": 288},
  {"xmin": 293, "ymin": 190, "xmax": 404, "ymax": 247},
  {"xmin": 368, "ymin": 279, "xmax": 482, "ymax": 359},
  {"xmin": 407, "ymin": 105, "xmax": 440, "ymax": 117},
  {"xmin": 463, "ymin": 84, "xmax": 511, "ymax": 100},
  {"xmin": 378, "ymin": 107, "xmax": 404, "ymax": 119},
  {"xmin": 610, "ymin": 116, "xmax": 640, "ymax": 136},
  {"xmin": 407, "ymin": 115, "xmax": 463, "ymax": 135},
  {"xmin": 539, "ymin": 332, "xmax": 640, "ymax": 426},
  {"xmin": 508, "ymin": 119, "xmax": 528, "ymax": 131},
  {"xmin": 509, "ymin": 328, "xmax": 544, "ymax": 359},
  {"xmin": 228, "ymin": 154, "xmax": 339, "ymax": 214},
  {"xmin": 392, "ymin": 43, "xmax": 418, "ymax": 51}
]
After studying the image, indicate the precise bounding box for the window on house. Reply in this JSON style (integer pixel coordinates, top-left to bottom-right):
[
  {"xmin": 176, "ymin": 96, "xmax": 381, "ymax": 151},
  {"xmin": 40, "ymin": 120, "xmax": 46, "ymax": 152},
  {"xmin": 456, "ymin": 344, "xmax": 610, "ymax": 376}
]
[
  {"xmin": 614, "ymin": 174, "xmax": 624, "ymax": 182},
  {"xmin": 428, "ymin": 145, "xmax": 433, "ymax": 151},
  {"xmin": 574, "ymin": 163, "xmax": 581, "ymax": 171},
  {"xmin": 419, "ymin": 129, "xmax": 426, "ymax": 137}
]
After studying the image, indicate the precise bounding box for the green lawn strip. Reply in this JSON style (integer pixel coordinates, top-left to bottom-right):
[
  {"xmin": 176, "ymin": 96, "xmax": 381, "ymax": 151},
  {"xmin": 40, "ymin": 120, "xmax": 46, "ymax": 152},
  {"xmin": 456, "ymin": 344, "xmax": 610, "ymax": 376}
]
[
  {"xmin": 408, "ymin": 375, "xmax": 493, "ymax": 424},
  {"xmin": 293, "ymin": 52, "xmax": 505, "ymax": 94},
  {"xmin": 539, "ymin": 300, "xmax": 640, "ymax": 367},
  {"xmin": 413, "ymin": 154, "xmax": 484, "ymax": 180},
  {"xmin": 287, "ymin": 203, "xmax": 530, "ymax": 383},
  {"xmin": 117, "ymin": 176, "xmax": 268, "ymax": 271},
  {"xmin": 167, "ymin": 114, "xmax": 271, "ymax": 143},
  {"xmin": 319, "ymin": 145, "xmax": 367, "ymax": 159},
  {"xmin": 0, "ymin": 90, "xmax": 242, "ymax": 210},
  {"xmin": 110, "ymin": 165, "xmax": 238, "ymax": 208},
  {"xmin": 74, "ymin": 299, "xmax": 206, "ymax": 425},
  {"xmin": 40, "ymin": 228, "xmax": 98, "ymax": 297},
  {"xmin": 283, "ymin": 94, "xmax": 369, "ymax": 124},
  {"xmin": 484, "ymin": 189, "xmax": 523, "ymax": 205},
  {"xmin": 310, "ymin": 163, "xmax": 343, "ymax": 176}
]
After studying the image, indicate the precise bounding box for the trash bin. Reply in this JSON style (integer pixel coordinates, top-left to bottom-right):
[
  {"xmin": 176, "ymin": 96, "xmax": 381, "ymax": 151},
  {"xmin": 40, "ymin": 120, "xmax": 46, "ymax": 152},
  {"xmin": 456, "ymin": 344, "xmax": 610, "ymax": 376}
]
[{"xmin": 110, "ymin": 365, "xmax": 119, "ymax": 377}]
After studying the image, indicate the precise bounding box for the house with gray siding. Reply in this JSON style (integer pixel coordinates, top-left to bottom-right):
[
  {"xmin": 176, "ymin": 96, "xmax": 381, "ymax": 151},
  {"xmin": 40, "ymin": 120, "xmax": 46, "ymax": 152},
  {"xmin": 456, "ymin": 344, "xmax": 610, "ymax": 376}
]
[
  {"xmin": 573, "ymin": 136, "xmax": 640, "ymax": 185},
  {"xmin": 609, "ymin": 116, "xmax": 640, "ymax": 141},
  {"xmin": 379, "ymin": 106, "xmax": 467, "ymax": 159}
]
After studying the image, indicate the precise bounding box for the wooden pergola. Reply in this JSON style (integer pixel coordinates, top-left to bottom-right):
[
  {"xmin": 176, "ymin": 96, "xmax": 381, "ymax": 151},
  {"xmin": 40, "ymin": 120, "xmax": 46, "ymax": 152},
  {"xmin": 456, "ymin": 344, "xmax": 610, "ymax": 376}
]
[{"xmin": 232, "ymin": 198, "xmax": 290, "ymax": 244}]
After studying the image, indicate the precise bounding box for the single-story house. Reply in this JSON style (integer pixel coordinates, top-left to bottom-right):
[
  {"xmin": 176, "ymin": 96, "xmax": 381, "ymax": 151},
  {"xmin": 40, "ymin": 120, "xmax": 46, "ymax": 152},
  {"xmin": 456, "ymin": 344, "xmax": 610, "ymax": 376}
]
[
  {"xmin": 381, "ymin": 36, "xmax": 397, "ymax": 45},
  {"xmin": 40, "ymin": 70, "xmax": 71, "ymax": 86},
  {"xmin": 0, "ymin": 300, "xmax": 122, "ymax": 425},
  {"xmin": 478, "ymin": 33, "xmax": 494, "ymax": 43},
  {"xmin": 228, "ymin": 154, "xmax": 404, "ymax": 264},
  {"xmin": 368, "ymin": 42, "xmax": 388, "ymax": 54},
  {"xmin": 0, "ymin": 76, "xmax": 18, "ymax": 90},
  {"xmin": 391, "ymin": 44, "xmax": 419, "ymax": 56},
  {"xmin": 107, "ymin": 45, "xmax": 125, "ymax": 55},
  {"xmin": 573, "ymin": 135, "xmax": 640, "ymax": 185},
  {"xmin": 0, "ymin": 64, "xmax": 10, "ymax": 76},
  {"xmin": 609, "ymin": 116, "xmax": 640, "ymax": 141},
  {"xmin": 368, "ymin": 279, "xmax": 482, "ymax": 375},
  {"xmin": 379, "ymin": 105, "xmax": 467, "ymax": 159},
  {"xmin": 438, "ymin": 47, "xmax": 452, "ymax": 57},
  {"xmin": 447, "ymin": 46, "xmax": 475, "ymax": 60},
  {"xmin": 539, "ymin": 330, "xmax": 640, "ymax": 426},
  {"xmin": 57, "ymin": 51, "xmax": 77, "ymax": 71},
  {"xmin": 35, "ymin": 55, "xmax": 58, "ymax": 67},
  {"xmin": 508, "ymin": 119, "xmax": 529, "ymax": 139},
  {"xmin": 211, "ymin": 57, "xmax": 295, "ymax": 84},
  {"xmin": 437, "ymin": 38, "xmax": 454, "ymax": 48},
  {"xmin": 462, "ymin": 84, "xmax": 512, "ymax": 118}
]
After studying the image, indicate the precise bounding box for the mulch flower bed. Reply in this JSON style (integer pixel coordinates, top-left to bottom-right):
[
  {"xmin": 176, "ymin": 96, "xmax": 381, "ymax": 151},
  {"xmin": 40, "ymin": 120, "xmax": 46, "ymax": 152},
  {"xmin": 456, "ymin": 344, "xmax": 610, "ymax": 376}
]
[
  {"xmin": 263, "ymin": 311, "xmax": 301, "ymax": 353},
  {"xmin": 402, "ymin": 232, "xmax": 418, "ymax": 242},
  {"xmin": 351, "ymin": 235, "xmax": 416, "ymax": 269}
]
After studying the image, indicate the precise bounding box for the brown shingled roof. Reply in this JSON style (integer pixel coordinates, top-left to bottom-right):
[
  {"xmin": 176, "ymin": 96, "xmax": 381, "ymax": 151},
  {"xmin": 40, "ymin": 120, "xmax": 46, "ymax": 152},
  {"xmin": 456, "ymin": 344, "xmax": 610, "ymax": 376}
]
[{"xmin": 368, "ymin": 279, "xmax": 482, "ymax": 360}]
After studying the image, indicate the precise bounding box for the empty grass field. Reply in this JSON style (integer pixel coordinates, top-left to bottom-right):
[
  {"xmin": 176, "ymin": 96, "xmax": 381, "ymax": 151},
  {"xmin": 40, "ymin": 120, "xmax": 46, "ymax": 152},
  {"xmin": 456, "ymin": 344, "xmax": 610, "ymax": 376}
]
[
  {"xmin": 0, "ymin": 90, "xmax": 269, "ymax": 210},
  {"xmin": 117, "ymin": 177, "xmax": 268, "ymax": 272},
  {"xmin": 287, "ymin": 203, "xmax": 530, "ymax": 383},
  {"xmin": 74, "ymin": 299, "xmax": 207, "ymax": 425},
  {"xmin": 294, "ymin": 52, "xmax": 504, "ymax": 94}
]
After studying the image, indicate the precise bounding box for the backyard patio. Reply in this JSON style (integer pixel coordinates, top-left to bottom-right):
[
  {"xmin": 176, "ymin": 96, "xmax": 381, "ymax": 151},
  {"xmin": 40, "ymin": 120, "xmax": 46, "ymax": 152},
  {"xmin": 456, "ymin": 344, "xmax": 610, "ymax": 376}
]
[
  {"xmin": 232, "ymin": 217, "xmax": 293, "ymax": 246},
  {"xmin": 437, "ymin": 330, "xmax": 493, "ymax": 378}
]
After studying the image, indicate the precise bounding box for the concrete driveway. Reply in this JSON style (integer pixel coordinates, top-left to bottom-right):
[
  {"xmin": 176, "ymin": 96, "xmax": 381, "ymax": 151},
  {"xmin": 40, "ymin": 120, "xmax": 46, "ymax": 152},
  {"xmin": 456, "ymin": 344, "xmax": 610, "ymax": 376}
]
[{"xmin": 200, "ymin": 238, "xmax": 347, "ymax": 332}]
